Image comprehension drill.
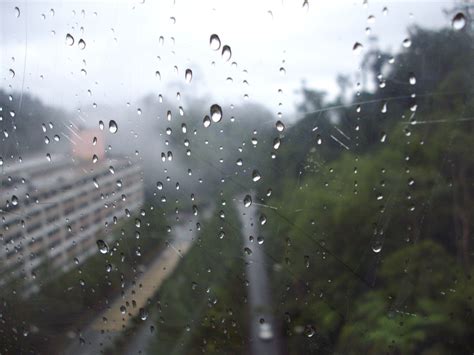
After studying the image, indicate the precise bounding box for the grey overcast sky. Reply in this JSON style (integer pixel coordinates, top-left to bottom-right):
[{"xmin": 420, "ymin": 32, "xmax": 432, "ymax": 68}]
[{"xmin": 1, "ymin": 0, "xmax": 453, "ymax": 119}]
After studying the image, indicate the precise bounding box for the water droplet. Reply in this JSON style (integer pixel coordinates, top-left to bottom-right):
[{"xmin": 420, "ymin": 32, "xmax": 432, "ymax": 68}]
[
  {"xmin": 9, "ymin": 69, "xmax": 15, "ymax": 78},
  {"xmin": 252, "ymin": 170, "xmax": 261, "ymax": 182},
  {"xmin": 236, "ymin": 158, "xmax": 243, "ymax": 166},
  {"xmin": 273, "ymin": 137, "xmax": 281, "ymax": 150},
  {"xmin": 210, "ymin": 104, "xmax": 222, "ymax": 122},
  {"xmin": 276, "ymin": 120, "xmax": 285, "ymax": 132},
  {"xmin": 243, "ymin": 194, "xmax": 252, "ymax": 207},
  {"xmin": 222, "ymin": 45, "xmax": 232, "ymax": 61},
  {"xmin": 14, "ymin": 6, "xmax": 20, "ymax": 18},
  {"xmin": 139, "ymin": 308, "xmax": 148, "ymax": 321},
  {"xmin": 109, "ymin": 120, "xmax": 118, "ymax": 133},
  {"xmin": 203, "ymin": 115, "xmax": 211, "ymax": 128},
  {"xmin": 302, "ymin": 0, "xmax": 309, "ymax": 10},
  {"xmin": 409, "ymin": 72, "xmax": 416, "ymax": 85},
  {"xmin": 380, "ymin": 132, "xmax": 387, "ymax": 143},
  {"xmin": 11, "ymin": 195, "xmax": 19, "ymax": 206},
  {"xmin": 402, "ymin": 38, "xmax": 412, "ymax": 48},
  {"xmin": 367, "ymin": 15, "xmax": 375, "ymax": 24},
  {"xmin": 185, "ymin": 69, "xmax": 192, "ymax": 83},
  {"xmin": 372, "ymin": 239, "xmax": 383, "ymax": 253},
  {"xmin": 279, "ymin": 67, "xmax": 286, "ymax": 75},
  {"xmin": 96, "ymin": 240, "xmax": 109, "ymax": 254},
  {"xmin": 244, "ymin": 247, "xmax": 252, "ymax": 255},
  {"xmin": 66, "ymin": 33, "xmax": 75, "ymax": 46},
  {"xmin": 210, "ymin": 34, "xmax": 221, "ymax": 50},
  {"xmin": 304, "ymin": 325, "xmax": 316, "ymax": 338},
  {"xmin": 452, "ymin": 12, "xmax": 466, "ymax": 31},
  {"xmin": 78, "ymin": 39, "xmax": 86, "ymax": 50},
  {"xmin": 352, "ymin": 42, "xmax": 363, "ymax": 55}
]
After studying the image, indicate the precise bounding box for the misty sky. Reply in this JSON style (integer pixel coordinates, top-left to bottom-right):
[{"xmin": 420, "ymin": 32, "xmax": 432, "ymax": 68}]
[{"xmin": 1, "ymin": 0, "xmax": 454, "ymax": 122}]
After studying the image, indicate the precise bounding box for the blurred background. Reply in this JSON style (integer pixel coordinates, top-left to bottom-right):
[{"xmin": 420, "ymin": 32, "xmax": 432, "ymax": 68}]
[{"xmin": 1, "ymin": 0, "xmax": 474, "ymax": 354}]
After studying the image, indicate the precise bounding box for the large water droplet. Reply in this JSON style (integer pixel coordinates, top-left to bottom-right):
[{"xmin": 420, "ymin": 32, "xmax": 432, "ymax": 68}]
[
  {"xmin": 185, "ymin": 68, "xmax": 193, "ymax": 83},
  {"xmin": 276, "ymin": 120, "xmax": 285, "ymax": 132},
  {"xmin": 210, "ymin": 34, "xmax": 221, "ymax": 50},
  {"xmin": 221, "ymin": 45, "xmax": 232, "ymax": 61},
  {"xmin": 109, "ymin": 120, "xmax": 118, "ymax": 133},
  {"xmin": 452, "ymin": 12, "xmax": 466, "ymax": 31},
  {"xmin": 78, "ymin": 38, "xmax": 86, "ymax": 50},
  {"xmin": 210, "ymin": 104, "xmax": 222, "ymax": 122},
  {"xmin": 96, "ymin": 240, "xmax": 109, "ymax": 254},
  {"xmin": 14, "ymin": 6, "xmax": 20, "ymax": 18}
]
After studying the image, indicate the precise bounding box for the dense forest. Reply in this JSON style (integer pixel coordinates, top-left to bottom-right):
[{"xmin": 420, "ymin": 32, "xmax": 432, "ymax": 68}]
[{"xmin": 256, "ymin": 25, "xmax": 474, "ymax": 353}]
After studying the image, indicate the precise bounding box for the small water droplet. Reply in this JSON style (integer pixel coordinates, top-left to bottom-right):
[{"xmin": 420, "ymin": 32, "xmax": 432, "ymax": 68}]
[
  {"xmin": 276, "ymin": 120, "xmax": 285, "ymax": 132},
  {"xmin": 243, "ymin": 194, "xmax": 252, "ymax": 207},
  {"xmin": 372, "ymin": 239, "xmax": 383, "ymax": 253},
  {"xmin": 402, "ymin": 38, "xmax": 412, "ymax": 48},
  {"xmin": 9, "ymin": 69, "xmax": 15, "ymax": 78},
  {"xmin": 139, "ymin": 308, "xmax": 148, "ymax": 321},
  {"xmin": 409, "ymin": 72, "xmax": 416, "ymax": 85},
  {"xmin": 66, "ymin": 33, "xmax": 75, "ymax": 46},
  {"xmin": 14, "ymin": 6, "xmax": 20, "ymax": 17},
  {"xmin": 353, "ymin": 42, "xmax": 363, "ymax": 55},
  {"xmin": 273, "ymin": 137, "xmax": 281, "ymax": 150},
  {"xmin": 203, "ymin": 115, "xmax": 211, "ymax": 128},
  {"xmin": 252, "ymin": 170, "xmax": 261, "ymax": 182},
  {"xmin": 452, "ymin": 12, "xmax": 466, "ymax": 31},
  {"xmin": 210, "ymin": 34, "xmax": 221, "ymax": 50}
]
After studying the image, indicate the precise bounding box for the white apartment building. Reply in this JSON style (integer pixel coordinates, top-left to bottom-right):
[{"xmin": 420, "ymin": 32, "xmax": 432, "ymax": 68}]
[{"xmin": 0, "ymin": 154, "xmax": 144, "ymax": 291}]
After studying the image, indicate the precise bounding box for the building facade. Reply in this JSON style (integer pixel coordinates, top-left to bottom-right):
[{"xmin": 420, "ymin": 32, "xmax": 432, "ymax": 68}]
[{"xmin": 0, "ymin": 154, "xmax": 144, "ymax": 292}]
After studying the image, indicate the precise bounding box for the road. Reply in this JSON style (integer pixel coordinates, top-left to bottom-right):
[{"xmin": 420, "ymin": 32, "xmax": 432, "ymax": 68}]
[
  {"xmin": 66, "ymin": 214, "xmax": 200, "ymax": 355},
  {"xmin": 237, "ymin": 197, "xmax": 281, "ymax": 355}
]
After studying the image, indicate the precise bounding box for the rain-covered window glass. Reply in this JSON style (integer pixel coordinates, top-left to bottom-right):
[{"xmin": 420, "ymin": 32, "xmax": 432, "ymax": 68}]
[{"xmin": 1, "ymin": 1, "xmax": 474, "ymax": 354}]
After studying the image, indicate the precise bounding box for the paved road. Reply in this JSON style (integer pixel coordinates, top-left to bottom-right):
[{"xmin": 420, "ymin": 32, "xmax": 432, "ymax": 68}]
[
  {"xmin": 237, "ymin": 197, "xmax": 281, "ymax": 355},
  {"xmin": 66, "ymin": 215, "xmax": 200, "ymax": 355}
]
